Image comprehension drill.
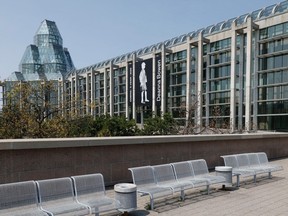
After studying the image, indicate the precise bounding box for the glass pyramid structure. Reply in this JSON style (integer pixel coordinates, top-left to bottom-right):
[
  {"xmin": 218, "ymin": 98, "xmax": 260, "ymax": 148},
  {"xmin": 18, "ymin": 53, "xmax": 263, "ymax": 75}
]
[{"xmin": 7, "ymin": 20, "xmax": 75, "ymax": 81}]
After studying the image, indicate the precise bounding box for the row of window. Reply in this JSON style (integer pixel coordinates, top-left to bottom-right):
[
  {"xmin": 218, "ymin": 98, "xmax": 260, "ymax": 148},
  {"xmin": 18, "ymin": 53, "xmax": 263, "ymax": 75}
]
[
  {"xmin": 259, "ymin": 38, "xmax": 288, "ymax": 55},
  {"xmin": 259, "ymin": 22, "xmax": 288, "ymax": 40},
  {"xmin": 258, "ymin": 85, "xmax": 288, "ymax": 101},
  {"xmin": 259, "ymin": 54, "xmax": 288, "ymax": 71},
  {"xmin": 258, "ymin": 70, "xmax": 288, "ymax": 86}
]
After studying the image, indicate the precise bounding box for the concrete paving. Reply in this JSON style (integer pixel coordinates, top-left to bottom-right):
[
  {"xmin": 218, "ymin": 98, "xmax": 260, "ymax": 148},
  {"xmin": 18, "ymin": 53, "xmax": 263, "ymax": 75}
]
[{"xmin": 106, "ymin": 157, "xmax": 288, "ymax": 216}]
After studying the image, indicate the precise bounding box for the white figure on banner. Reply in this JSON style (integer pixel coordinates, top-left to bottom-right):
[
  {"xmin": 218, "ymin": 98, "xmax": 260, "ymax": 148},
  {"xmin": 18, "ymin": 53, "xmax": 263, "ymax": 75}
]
[{"xmin": 139, "ymin": 62, "xmax": 149, "ymax": 104}]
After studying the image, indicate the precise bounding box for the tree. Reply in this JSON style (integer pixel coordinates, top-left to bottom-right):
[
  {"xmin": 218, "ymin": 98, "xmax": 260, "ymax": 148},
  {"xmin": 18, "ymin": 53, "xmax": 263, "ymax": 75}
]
[
  {"xmin": 97, "ymin": 115, "xmax": 139, "ymax": 137},
  {"xmin": 141, "ymin": 113, "xmax": 178, "ymax": 135},
  {"xmin": 0, "ymin": 81, "xmax": 66, "ymax": 138}
]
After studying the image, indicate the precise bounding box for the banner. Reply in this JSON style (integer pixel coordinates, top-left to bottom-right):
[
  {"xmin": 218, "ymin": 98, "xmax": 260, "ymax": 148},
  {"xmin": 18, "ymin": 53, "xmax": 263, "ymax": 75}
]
[
  {"xmin": 128, "ymin": 62, "xmax": 133, "ymax": 107},
  {"xmin": 135, "ymin": 59, "xmax": 153, "ymax": 106},
  {"xmin": 155, "ymin": 54, "xmax": 162, "ymax": 107}
]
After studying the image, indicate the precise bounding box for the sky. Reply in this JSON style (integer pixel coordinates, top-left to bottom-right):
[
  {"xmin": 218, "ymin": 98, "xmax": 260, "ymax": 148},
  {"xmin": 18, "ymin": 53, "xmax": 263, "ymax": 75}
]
[{"xmin": 0, "ymin": 0, "xmax": 283, "ymax": 80}]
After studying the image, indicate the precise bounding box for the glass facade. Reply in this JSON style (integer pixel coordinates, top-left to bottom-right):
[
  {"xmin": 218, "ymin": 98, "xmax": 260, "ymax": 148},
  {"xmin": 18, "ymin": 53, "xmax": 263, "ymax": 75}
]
[
  {"xmin": 258, "ymin": 21, "xmax": 288, "ymax": 130},
  {"xmin": 7, "ymin": 20, "xmax": 74, "ymax": 82}
]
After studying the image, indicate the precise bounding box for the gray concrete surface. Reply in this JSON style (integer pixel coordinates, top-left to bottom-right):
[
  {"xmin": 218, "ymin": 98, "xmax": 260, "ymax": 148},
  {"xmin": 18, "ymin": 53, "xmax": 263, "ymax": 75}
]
[{"xmin": 106, "ymin": 157, "xmax": 288, "ymax": 216}]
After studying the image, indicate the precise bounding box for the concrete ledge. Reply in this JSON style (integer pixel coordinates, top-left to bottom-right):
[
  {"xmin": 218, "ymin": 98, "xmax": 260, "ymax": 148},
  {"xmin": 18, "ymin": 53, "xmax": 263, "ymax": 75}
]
[{"xmin": 0, "ymin": 132, "xmax": 287, "ymax": 150}]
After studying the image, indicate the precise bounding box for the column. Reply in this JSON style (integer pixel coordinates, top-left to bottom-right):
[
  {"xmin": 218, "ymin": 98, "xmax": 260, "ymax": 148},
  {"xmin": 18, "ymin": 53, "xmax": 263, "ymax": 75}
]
[
  {"xmin": 196, "ymin": 33, "xmax": 203, "ymax": 129},
  {"xmin": 238, "ymin": 35, "xmax": 244, "ymax": 130},
  {"xmin": 71, "ymin": 76, "xmax": 76, "ymax": 115},
  {"xmin": 74, "ymin": 74, "xmax": 79, "ymax": 116},
  {"xmin": 85, "ymin": 72, "xmax": 90, "ymax": 115},
  {"xmin": 132, "ymin": 54, "xmax": 136, "ymax": 119},
  {"xmin": 104, "ymin": 69, "xmax": 107, "ymax": 115},
  {"xmin": 230, "ymin": 21, "xmax": 237, "ymax": 132},
  {"xmin": 125, "ymin": 60, "xmax": 129, "ymax": 119},
  {"xmin": 245, "ymin": 17, "xmax": 253, "ymax": 131},
  {"xmin": 109, "ymin": 62, "xmax": 114, "ymax": 116},
  {"xmin": 186, "ymin": 38, "xmax": 191, "ymax": 125},
  {"xmin": 253, "ymin": 29, "xmax": 259, "ymax": 130},
  {"xmin": 90, "ymin": 70, "xmax": 96, "ymax": 116}
]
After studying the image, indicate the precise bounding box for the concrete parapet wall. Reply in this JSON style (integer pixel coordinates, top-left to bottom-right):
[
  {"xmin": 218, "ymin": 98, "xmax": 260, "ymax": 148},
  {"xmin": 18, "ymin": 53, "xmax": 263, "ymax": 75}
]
[{"xmin": 0, "ymin": 133, "xmax": 288, "ymax": 185}]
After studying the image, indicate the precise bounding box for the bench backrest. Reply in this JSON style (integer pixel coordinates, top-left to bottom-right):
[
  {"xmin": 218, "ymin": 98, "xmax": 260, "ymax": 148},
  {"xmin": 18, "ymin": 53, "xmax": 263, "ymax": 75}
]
[
  {"xmin": 221, "ymin": 155, "xmax": 239, "ymax": 168},
  {"xmin": 236, "ymin": 154, "xmax": 250, "ymax": 167},
  {"xmin": 171, "ymin": 161, "xmax": 194, "ymax": 180},
  {"xmin": 247, "ymin": 153, "xmax": 261, "ymax": 166},
  {"xmin": 153, "ymin": 164, "xmax": 176, "ymax": 184},
  {"xmin": 129, "ymin": 166, "xmax": 156, "ymax": 186},
  {"xmin": 257, "ymin": 152, "xmax": 269, "ymax": 164},
  {"xmin": 0, "ymin": 181, "xmax": 39, "ymax": 210},
  {"xmin": 36, "ymin": 177, "xmax": 75, "ymax": 203},
  {"xmin": 190, "ymin": 159, "xmax": 209, "ymax": 176},
  {"xmin": 71, "ymin": 174, "xmax": 106, "ymax": 197}
]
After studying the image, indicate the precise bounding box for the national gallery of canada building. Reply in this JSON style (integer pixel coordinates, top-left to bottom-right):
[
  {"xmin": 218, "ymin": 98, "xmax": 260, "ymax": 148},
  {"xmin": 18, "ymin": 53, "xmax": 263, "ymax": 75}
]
[{"xmin": 2, "ymin": 1, "xmax": 288, "ymax": 132}]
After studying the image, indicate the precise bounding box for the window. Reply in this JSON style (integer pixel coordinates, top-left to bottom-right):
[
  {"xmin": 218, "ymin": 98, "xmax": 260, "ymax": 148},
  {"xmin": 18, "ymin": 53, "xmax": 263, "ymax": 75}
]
[{"xmin": 275, "ymin": 24, "xmax": 284, "ymax": 36}]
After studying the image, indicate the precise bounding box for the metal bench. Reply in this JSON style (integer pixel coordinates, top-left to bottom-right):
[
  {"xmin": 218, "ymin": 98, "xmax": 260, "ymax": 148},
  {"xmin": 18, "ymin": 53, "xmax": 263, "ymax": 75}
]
[
  {"xmin": 129, "ymin": 159, "xmax": 225, "ymax": 210},
  {"xmin": 128, "ymin": 166, "xmax": 173, "ymax": 210},
  {"xmin": 71, "ymin": 173, "xmax": 121, "ymax": 216},
  {"xmin": 36, "ymin": 177, "xmax": 90, "ymax": 216},
  {"xmin": 0, "ymin": 180, "xmax": 48, "ymax": 216},
  {"xmin": 221, "ymin": 152, "xmax": 283, "ymax": 186}
]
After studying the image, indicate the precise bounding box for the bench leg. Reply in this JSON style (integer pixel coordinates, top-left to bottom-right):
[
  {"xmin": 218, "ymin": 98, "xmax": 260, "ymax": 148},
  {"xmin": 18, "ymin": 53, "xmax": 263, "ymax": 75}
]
[
  {"xmin": 236, "ymin": 175, "xmax": 240, "ymax": 187},
  {"xmin": 254, "ymin": 175, "xmax": 256, "ymax": 184},
  {"xmin": 94, "ymin": 207, "xmax": 99, "ymax": 216},
  {"xmin": 206, "ymin": 185, "xmax": 210, "ymax": 195},
  {"xmin": 180, "ymin": 189, "xmax": 185, "ymax": 201},
  {"xmin": 150, "ymin": 196, "xmax": 154, "ymax": 210},
  {"xmin": 268, "ymin": 172, "xmax": 272, "ymax": 179}
]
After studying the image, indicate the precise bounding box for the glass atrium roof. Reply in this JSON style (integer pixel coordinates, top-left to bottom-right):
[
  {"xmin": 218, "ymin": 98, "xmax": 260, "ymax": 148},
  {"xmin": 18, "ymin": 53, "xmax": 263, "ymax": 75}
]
[
  {"xmin": 8, "ymin": 20, "xmax": 75, "ymax": 82},
  {"xmin": 70, "ymin": 1, "xmax": 288, "ymax": 76}
]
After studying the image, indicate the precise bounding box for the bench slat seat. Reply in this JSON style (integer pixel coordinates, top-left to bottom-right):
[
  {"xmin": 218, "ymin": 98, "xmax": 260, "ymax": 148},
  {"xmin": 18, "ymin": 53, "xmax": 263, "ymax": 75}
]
[
  {"xmin": 171, "ymin": 161, "xmax": 208, "ymax": 187},
  {"xmin": 236, "ymin": 154, "xmax": 267, "ymax": 174},
  {"xmin": 71, "ymin": 173, "xmax": 121, "ymax": 215},
  {"xmin": 36, "ymin": 178, "xmax": 90, "ymax": 216},
  {"xmin": 190, "ymin": 159, "xmax": 226, "ymax": 185},
  {"xmin": 0, "ymin": 181, "xmax": 48, "ymax": 216},
  {"xmin": 152, "ymin": 164, "xmax": 194, "ymax": 200},
  {"xmin": 257, "ymin": 152, "xmax": 283, "ymax": 172},
  {"xmin": 129, "ymin": 166, "xmax": 173, "ymax": 210}
]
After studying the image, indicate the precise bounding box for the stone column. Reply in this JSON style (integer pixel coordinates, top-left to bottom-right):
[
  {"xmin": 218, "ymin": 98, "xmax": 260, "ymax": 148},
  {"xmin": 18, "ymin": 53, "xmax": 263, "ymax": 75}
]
[
  {"xmin": 186, "ymin": 38, "xmax": 191, "ymax": 125},
  {"xmin": 196, "ymin": 33, "xmax": 204, "ymax": 129},
  {"xmin": 132, "ymin": 54, "xmax": 136, "ymax": 120},
  {"xmin": 253, "ymin": 28, "xmax": 259, "ymax": 130},
  {"xmin": 230, "ymin": 21, "xmax": 237, "ymax": 132},
  {"xmin": 90, "ymin": 70, "xmax": 96, "ymax": 116},
  {"xmin": 238, "ymin": 35, "xmax": 244, "ymax": 130},
  {"xmin": 85, "ymin": 72, "xmax": 90, "ymax": 115},
  {"xmin": 104, "ymin": 69, "xmax": 107, "ymax": 115},
  {"xmin": 125, "ymin": 60, "xmax": 129, "ymax": 119},
  {"xmin": 109, "ymin": 62, "xmax": 114, "ymax": 116},
  {"xmin": 245, "ymin": 17, "xmax": 253, "ymax": 131}
]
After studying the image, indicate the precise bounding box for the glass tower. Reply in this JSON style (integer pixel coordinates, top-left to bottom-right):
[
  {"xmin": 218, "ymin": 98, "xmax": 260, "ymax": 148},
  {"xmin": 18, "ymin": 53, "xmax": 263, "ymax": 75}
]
[{"xmin": 8, "ymin": 19, "xmax": 74, "ymax": 81}]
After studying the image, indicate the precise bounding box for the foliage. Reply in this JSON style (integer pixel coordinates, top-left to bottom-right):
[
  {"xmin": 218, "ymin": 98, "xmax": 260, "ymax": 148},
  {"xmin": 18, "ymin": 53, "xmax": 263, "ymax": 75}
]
[
  {"xmin": 0, "ymin": 81, "xmax": 64, "ymax": 138},
  {"xmin": 0, "ymin": 80, "xmax": 239, "ymax": 138},
  {"xmin": 97, "ymin": 115, "xmax": 139, "ymax": 137},
  {"xmin": 141, "ymin": 113, "xmax": 178, "ymax": 135}
]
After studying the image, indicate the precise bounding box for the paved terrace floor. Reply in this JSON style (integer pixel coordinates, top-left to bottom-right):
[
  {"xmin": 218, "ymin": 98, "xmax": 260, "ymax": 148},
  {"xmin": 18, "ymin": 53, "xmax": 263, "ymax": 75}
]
[{"xmin": 106, "ymin": 157, "xmax": 288, "ymax": 216}]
